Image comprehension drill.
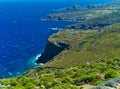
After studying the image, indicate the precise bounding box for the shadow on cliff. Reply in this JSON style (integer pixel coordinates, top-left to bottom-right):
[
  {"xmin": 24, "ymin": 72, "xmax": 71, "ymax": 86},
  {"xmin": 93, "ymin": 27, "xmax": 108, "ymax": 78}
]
[{"xmin": 36, "ymin": 41, "xmax": 69, "ymax": 63}]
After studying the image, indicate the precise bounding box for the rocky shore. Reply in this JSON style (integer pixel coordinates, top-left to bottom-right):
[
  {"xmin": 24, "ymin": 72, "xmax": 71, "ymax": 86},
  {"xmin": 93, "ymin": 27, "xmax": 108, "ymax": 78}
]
[
  {"xmin": 36, "ymin": 40, "xmax": 69, "ymax": 64},
  {"xmin": 45, "ymin": 3, "xmax": 120, "ymax": 30}
]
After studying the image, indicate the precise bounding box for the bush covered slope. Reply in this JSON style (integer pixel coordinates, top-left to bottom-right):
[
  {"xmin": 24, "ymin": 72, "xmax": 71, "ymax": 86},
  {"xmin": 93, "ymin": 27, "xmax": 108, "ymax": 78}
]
[
  {"xmin": 1, "ymin": 24, "xmax": 120, "ymax": 89},
  {"xmin": 1, "ymin": 56, "xmax": 120, "ymax": 89}
]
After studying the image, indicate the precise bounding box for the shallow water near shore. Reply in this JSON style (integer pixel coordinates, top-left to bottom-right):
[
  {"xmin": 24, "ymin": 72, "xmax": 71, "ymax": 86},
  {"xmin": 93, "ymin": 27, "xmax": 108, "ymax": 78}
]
[{"xmin": 0, "ymin": 0, "xmax": 114, "ymax": 78}]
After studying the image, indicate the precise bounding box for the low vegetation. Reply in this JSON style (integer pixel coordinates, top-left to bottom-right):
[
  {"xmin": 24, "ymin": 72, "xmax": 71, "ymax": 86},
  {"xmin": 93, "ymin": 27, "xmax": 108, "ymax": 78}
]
[
  {"xmin": 66, "ymin": 10, "xmax": 120, "ymax": 29},
  {"xmin": 0, "ymin": 57, "xmax": 120, "ymax": 89},
  {"xmin": 45, "ymin": 2, "xmax": 120, "ymax": 29},
  {"xmin": 0, "ymin": 24, "xmax": 120, "ymax": 89},
  {"xmin": 44, "ymin": 24, "xmax": 120, "ymax": 67}
]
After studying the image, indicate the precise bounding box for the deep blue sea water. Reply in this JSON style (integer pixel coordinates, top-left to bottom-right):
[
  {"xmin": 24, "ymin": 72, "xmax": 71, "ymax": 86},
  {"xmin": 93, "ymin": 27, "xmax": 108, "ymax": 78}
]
[{"xmin": 0, "ymin": 0, "xmax": 114, "ymax": 78}]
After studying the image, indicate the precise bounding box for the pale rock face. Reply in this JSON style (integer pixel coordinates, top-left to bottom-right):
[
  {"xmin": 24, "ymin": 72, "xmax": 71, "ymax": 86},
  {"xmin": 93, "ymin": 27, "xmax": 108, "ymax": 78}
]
[{"xmin": 92, "ymin": 77, "xmax": 120, "ymax": 89}]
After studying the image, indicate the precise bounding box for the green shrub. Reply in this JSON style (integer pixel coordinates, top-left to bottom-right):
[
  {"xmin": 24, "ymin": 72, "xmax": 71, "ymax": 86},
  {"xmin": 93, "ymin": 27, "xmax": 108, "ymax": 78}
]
[
  {"xmin": 0, "ymin": 79, "xmax": 11, "ymax": 85},
  {"xmin": 83, "ymin": 75, "xmax": 96, "ymax": 83},
  {"xmin": 74, "ymin": 74, "xmax": 96, "ymax": 85},
  {"xmin": 94, "ymin": 79, "xmax": 105, "ymax": 85},
  {"xmin": 66, "ymin": 69, "xmax": 75, "ymax": 77},
  {"xmin": 24, "ymin": 83, "xmax": 36, "ymax": 89},
  {"xmin": 38, "ymin": 75, "xmax": 54, "ymax": 86},
  {"xmin": 9, "ymin": 85, "xmax": 25, "ymax": 89},
  {"xmin": 73, "ymin": 70, "xmax": 87, "ymax": 78},
  {"xmin": 10, "ymin": 80, "xmax": 18, "ymax": 86},
  {"xmin": 29, "ymin": 78, "xmax": 38, "ymax": 85},
  {"xmin": 45, "ymin": 82, "xmax": 53, "ymax": 88},
  {"xmin": 105, "ymin": 69, "xmax": 119, "ymax": 79},
  {"xmin": 61, "ymin": 77, "xmax": 74, "ymax": 84},
  {"xmin": 55, "ymin": 72, "xmax": 68, "ymax": 78},
  {"xmin": 50, "ymin": 83, "xmax": 78, "ymax": 89}
]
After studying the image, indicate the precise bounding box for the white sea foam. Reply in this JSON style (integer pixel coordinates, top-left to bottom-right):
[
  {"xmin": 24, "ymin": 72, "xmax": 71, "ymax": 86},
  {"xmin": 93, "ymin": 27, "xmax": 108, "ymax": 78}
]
[
  {"xmin": 29, "ymin": 54, "xmax": 44, "ymax": 66},
  {"xmin": 50, "ymin": 27, "xmax": 63, "ymax": 31},
  {"xmin": 40, "ymin": 18, "xmax": 47, "ymax": 21},
  {"xmin": 51, "ymin": 27, "xmax": 58, "ymax": 30},
  {"xmin": 35, "ymin": 54, "xmax": 41, "ymax": 60},
  {"xmin": 8, "ymin": 72, "xmax": 12, "ymax": 76},
  {"xmin": 35, "ymin": 54, "xmax": 44, "ymax": 66}
]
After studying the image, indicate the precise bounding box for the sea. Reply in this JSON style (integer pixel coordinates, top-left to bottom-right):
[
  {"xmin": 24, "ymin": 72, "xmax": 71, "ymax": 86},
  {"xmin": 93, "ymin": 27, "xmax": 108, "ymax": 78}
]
[{"xmin": 0, "ymin": 0, "xmax": 114, "ymax": 78}]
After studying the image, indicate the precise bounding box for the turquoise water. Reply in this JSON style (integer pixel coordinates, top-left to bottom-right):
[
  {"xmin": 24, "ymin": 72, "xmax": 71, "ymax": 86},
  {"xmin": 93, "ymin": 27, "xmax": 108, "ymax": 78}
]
[{"xmin": 0, "ymin": 0, "xmax": 114, "ymax": 78}]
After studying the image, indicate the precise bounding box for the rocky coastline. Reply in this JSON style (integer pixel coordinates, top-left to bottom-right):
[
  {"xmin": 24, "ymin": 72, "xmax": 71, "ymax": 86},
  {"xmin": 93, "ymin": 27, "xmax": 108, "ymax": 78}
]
[
  {"xmin": 45, "ymin": 3, "xmax": 120, "ymax": 30},
  {"xmin": 36, "ymin": 40, "xmax": 69, "ymax": 64}
]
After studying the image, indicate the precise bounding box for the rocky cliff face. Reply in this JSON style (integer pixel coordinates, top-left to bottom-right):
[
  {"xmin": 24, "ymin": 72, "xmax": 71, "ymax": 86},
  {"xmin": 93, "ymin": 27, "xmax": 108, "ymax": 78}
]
[{"xmin": 36, "ymin": 41, "xmax": 69, "ymax": 63}]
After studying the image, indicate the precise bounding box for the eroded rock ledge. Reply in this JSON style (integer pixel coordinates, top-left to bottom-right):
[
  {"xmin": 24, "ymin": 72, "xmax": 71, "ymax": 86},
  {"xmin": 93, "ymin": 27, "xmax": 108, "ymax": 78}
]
[{"xmin": 36, "ymin": 40, "xmax": 69, "ymax": 63}]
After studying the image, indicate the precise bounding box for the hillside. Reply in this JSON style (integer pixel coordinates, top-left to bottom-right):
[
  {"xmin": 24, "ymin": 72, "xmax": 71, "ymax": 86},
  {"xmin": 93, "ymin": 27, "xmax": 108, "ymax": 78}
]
[
  {"xmin": 66, "ymin": 11, "xmax": 120, "ymax": 29},
  {"xmin": 45, "ymin": 3, "xmax": 120, "ymax": 30},
  {"xmin": 1, "ymin": 24, "xmax": 120, "ymax": 89},
  {"xmin": 45, "ymin": 8, "xmax": 114, "ymax": 22},
  {"xmin": 37, "ymin": 24, "xmax": 120, "ymax": 68}
]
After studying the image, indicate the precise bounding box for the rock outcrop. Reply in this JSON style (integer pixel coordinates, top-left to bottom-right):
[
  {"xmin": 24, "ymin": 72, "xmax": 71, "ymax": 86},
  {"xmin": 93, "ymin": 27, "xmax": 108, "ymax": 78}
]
[{"xmin": 36, "ymin": 41, "xmax": 69, "ymax": 63}]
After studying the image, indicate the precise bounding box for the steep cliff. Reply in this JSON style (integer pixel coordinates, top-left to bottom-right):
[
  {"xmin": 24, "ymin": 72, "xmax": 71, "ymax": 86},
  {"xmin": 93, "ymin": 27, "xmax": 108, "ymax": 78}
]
[
  {"xmin": 36, "ymin": 41, "xmax": 69, "ymax": 63},
  {"xmin": 36, "ymin": 24, "xmax": 120, "ymax": 68}
]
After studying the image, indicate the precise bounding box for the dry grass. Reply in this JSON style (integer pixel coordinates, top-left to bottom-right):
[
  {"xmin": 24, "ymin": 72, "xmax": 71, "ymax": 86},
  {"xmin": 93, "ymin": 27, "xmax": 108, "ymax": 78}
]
[{"xmin": 43, "ymin": 24, "xmax": 120, "ymax": 67}]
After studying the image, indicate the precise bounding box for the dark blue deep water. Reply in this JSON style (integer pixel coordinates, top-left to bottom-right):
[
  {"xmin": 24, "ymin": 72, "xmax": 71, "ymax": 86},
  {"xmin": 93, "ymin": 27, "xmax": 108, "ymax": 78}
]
[{"xmin": 0, "ymin": 0, "xmax": 114, "ymax": 78}]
